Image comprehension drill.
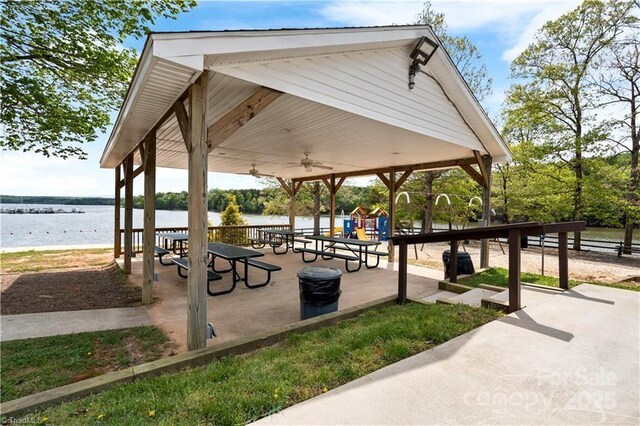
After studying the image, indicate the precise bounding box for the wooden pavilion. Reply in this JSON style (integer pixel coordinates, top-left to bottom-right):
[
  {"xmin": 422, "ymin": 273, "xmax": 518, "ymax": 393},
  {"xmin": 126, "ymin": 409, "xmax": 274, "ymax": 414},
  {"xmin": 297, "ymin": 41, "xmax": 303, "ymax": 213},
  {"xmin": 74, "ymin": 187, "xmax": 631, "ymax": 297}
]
[{"xmin": 100, "ymin": 25, "xmax": 511, "ymax": 350}]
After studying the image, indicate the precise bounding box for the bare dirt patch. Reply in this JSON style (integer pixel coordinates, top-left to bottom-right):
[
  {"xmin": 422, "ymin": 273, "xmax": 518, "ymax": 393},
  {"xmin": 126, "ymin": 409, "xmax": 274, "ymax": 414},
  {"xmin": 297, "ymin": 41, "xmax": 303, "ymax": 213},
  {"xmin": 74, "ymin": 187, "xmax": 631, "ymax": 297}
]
[
  {"xmin": 0, "ymin": 264, "xmax": 141, "ymax": 315},
  {"xmin": 0, "ymin": 248, "xmax": 112, "ymax": 273}
]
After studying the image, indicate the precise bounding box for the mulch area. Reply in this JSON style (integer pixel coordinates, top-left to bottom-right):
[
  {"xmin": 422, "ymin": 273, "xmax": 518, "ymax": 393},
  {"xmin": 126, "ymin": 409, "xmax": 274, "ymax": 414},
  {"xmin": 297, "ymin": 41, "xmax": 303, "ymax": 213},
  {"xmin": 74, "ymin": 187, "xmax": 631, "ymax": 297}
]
[{"xmin": 0, "ymin": 264, "xmax": 141, "ymax": 315}]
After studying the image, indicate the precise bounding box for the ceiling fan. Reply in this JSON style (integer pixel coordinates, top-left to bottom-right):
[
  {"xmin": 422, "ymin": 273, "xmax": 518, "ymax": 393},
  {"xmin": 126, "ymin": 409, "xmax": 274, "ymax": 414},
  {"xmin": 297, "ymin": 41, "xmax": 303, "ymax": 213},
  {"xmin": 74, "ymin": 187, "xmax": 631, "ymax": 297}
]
[
  {"xmin": 242, "ymin": 164, "xmax": 274, "ymax": 178},
  {"xmin": 289, "ymin": 152, "xmax": 333, "ymax": 172}
]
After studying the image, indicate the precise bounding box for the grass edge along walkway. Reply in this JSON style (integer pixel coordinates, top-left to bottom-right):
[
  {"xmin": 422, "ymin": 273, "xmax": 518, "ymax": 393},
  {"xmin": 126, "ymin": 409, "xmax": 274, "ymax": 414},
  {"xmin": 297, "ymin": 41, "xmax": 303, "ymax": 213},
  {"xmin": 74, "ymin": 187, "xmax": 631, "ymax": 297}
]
[
  {"xmin": 459, "ymin": 267, "xmax": 640, "ymax": 292},
  {"xmin": 0, "ymin": 326, "xmax": 174, "ymax": 402},
  {"xmin": 5, "ymin": 302, "xmax": 501, "ymax": 425}
]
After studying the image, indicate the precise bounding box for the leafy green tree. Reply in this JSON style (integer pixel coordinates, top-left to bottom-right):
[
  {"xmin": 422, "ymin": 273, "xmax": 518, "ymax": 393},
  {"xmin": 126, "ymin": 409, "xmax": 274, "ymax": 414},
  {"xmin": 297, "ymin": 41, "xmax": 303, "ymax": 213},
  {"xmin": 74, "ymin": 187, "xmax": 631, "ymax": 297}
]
[
  {"xmin": 594, "ymin": 29, "xmax": 639, "ymax": 251},
  {"xmin": 506, "ymin": 0, "xmax": 635, "ymax": 249},
  {"xmin": 415, "ymin": 1, "xmax": 493, "ymax": 102},
  {"xmin": 1, "ymin": 0, "xmax": 195, "ymax": 159},
  {"xmin": 220, "ymin": 194, "xmax": 246, "ymax": 226}
]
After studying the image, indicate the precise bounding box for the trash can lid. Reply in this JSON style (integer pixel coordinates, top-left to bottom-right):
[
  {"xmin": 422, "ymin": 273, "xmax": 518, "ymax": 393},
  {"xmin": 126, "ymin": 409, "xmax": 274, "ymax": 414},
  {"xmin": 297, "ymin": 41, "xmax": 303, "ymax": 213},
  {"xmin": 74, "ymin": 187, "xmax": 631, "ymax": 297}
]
[{"xmin": 297, "ymin": 266, "xmax": 342, "ymax": 280}]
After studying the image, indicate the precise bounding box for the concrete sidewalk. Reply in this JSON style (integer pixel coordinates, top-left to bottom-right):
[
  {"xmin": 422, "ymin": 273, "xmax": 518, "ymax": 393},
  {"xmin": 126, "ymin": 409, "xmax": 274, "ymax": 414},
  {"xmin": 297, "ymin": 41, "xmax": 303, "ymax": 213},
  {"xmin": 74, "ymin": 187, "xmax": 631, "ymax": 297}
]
[
  {"xmin": 255, "ymin": 284, "xmax": 640, "ymax": 425},
  {"xmin": 0, "ymin": 307, "xmax": 153, "ymax": 342}
]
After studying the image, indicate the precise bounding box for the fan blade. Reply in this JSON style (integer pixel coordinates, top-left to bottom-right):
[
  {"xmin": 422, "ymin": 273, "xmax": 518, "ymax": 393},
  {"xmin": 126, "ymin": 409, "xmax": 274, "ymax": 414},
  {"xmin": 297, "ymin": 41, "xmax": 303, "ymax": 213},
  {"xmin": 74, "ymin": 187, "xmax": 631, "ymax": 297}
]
[{"xmin": 313, "ymin": 164, "xmax": 333, "ymax": 170}]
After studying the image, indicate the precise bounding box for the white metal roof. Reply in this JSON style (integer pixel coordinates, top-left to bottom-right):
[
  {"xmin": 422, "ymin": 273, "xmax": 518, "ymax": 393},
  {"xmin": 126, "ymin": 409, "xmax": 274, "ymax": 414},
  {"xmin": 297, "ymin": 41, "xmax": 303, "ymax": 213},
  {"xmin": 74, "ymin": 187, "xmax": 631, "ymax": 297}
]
[{"xmin": 101, "ymin": 25, "xmax": 510, "ymax": 178}]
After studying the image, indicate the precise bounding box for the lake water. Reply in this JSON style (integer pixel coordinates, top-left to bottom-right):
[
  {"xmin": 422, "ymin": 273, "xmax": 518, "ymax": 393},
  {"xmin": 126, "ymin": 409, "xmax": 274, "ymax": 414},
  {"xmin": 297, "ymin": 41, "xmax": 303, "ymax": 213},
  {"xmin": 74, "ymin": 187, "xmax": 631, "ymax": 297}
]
[
  {"xmin": 0, "ymin": 203, "xmax": 637, "ymax": 249},
  {"xmin": 0, "ymin": 203, "xmax": 341, "ymax": 248}
]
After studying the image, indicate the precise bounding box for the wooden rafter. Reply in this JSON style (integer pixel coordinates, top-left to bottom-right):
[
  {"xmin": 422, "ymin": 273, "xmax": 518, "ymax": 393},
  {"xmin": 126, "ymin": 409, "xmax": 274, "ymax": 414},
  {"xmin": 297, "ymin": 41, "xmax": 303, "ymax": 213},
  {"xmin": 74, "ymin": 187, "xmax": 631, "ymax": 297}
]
[
  {"xmin": 276, "ymin": 177, "xmax": 292, "ymax": 196},
  {"xmin": 473, "ymin": 150, "xmax": 490, "ymax": 188},
  {"xmin": 377, "ymin": 173, "xmax": 391, "ymax": 189},
  {"xmin": 207, "ymin": 87, "xmax": 282, "ymax": 152},
  {"xmin": 293, "ymin": 180, "xmax": 303, "ymax": 195},
  {"xmin": 138, "ymin": 142, "xmax": 145, "ymax": 163},
  {"xmin": 460, "ymin": 164, "xmax": 484, "ymax": 186},
  {"xmin": 174, "ymin": 99, "xmax": 190, "ymax": 152},
  {"xmin": 334, "ymin": 177, "xmax": 346, "ymax": 193},
  {"xmin": 394, "ymin": 169, "xmax": 413, "ymax": 192},
  {"xmin": 321, "ymin": 178, "xmax": 330, "ymax": 190},
  {"xmin": 297, "ymin": 157, "xmax": 477, "ymax": 183}
]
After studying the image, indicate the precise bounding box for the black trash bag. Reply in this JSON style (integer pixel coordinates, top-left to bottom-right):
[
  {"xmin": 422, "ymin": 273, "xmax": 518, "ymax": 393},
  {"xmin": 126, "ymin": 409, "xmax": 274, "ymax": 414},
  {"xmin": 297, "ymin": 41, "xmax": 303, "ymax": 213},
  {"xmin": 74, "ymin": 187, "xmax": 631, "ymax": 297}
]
[
  {"xmin": 442, "ymin": 250, "xmax": 475, "ymax": 277},
  {"xmin": 297, "ymin": 267, "xmax": 342, "ymax": 304}
]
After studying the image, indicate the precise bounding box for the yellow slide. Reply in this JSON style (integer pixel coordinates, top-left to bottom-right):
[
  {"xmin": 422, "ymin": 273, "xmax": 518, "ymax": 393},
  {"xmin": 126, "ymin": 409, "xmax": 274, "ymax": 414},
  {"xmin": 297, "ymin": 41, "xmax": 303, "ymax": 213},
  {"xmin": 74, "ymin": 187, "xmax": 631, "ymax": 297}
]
[
  {"xmin": 324, "ymin": 227, "xmax": 343, "ymax": 237},
  {"xmin": 355, "ymin": 227, "xmax": 369, "ymax": 241}
]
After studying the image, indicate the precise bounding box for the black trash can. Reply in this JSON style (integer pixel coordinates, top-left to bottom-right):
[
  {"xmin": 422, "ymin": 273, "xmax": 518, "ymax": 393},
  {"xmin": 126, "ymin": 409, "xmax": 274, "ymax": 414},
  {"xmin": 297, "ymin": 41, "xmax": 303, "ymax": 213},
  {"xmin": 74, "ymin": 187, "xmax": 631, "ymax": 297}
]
[
  {"xmin": 442, "ymin": 250, "xmax": 475, "ymax": 279},
  {"xmin": 297, "ymin": 267, "xmax": 342, "ymax": 320},
  {"xmin": 521, "ymin": 236, "xmax": 529, "ymax": 248}
]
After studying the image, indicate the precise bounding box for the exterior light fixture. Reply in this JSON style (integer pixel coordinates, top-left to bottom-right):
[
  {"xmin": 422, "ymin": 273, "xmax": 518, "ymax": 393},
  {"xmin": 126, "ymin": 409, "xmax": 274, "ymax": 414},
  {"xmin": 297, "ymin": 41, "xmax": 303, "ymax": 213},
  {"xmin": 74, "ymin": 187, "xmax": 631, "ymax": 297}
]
[{"xmin": 408, "ymin": 36, "xmax": 438, "ymax": 90}]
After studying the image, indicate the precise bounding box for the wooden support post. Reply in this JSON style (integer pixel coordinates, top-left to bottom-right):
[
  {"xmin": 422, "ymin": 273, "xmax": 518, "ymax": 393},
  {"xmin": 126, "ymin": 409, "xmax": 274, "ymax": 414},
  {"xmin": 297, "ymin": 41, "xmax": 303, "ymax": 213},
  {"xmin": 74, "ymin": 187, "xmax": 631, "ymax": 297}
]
[
  {"xmin": 289, "ymin": 179, "xmax": 296, "ymax": 231},
  {"xmin": 114, "ymin": 164, "xmax": 121, "ymax": 258},
  {"xmin": 388, "ymin": 169, "xmax": 396, "ymax": 264},
  {"xmin": 187, "ymin": 71, "xmax": 209, "ymax": 351},
  {"xmin": 124, "ymin": 154, "xmax": 133, "ymax": 274},
  {"xmin": 329, "ymin": 175, "xmax": 336, "ymax": 237},
  {"xmin": 558, "ymin": 232, "xmax": 569, "ymax": 290},
  {"xmin": 142, "ymin": 133, "xmax": 156, "ymax": 305},
  {"xmin": 449, "ymin": 240, "xmax": 458, "ymax": 283},
  {"xmin": 313, "ymin": 181, "xmax": 320, "ymax": 235},
  {"xmin": 480, "ymin": 155, "xmax": 493, "ymax": 268},
  {"xmin": 508, "ymin": 228, "xmax": 522, "ymax": 312},
  {"xmin": 398, "ymin": 242, "xmax": 408, "ymax": 304}
]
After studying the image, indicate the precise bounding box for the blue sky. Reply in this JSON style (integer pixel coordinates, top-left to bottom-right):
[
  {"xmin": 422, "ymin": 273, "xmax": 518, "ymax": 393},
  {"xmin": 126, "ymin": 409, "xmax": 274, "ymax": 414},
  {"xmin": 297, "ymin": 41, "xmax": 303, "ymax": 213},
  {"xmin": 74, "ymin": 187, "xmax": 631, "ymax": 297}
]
[{"xmin": 0, "ymin": 0, "xmax": 581, "ymax": 198}]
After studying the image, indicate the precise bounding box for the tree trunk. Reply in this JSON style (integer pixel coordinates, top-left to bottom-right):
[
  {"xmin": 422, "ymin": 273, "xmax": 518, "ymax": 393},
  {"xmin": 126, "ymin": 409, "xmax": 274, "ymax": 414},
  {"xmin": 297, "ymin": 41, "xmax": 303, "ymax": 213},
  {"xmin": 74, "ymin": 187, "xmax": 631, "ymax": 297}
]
[
  {"xmin": 500, "ymin": 165, "xmax": 509, "ymax": 223},
  {"xmin": 623, "ymin": 92, "xmax": 638, "ymax": 253},
  {"xmin": 573, "ymin": 112, "xmax": 583, "ymax": 251},
  {"xmin": 421, "ymin": 172, "xmax": 436, "ymax": 233},
  {"xmin": 313, "ymin": 181, "xmax": 320, "ymax": 236}
]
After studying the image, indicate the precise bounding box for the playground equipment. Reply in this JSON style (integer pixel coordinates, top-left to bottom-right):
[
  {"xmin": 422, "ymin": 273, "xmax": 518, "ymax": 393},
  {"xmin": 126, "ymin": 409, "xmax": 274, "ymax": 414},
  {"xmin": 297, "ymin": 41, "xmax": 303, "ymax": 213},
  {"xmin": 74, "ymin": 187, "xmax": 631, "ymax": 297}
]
[
  {"xmin": 371, "ymin": 207, "xmax": 389, "ymax": 241},
  {"xmin": 394, "ymin": 191, "xmax": 418, "ymax": 259},
  {"xmin": 344, "ymin": 206, "xmax": 390, "ymax": 240}
]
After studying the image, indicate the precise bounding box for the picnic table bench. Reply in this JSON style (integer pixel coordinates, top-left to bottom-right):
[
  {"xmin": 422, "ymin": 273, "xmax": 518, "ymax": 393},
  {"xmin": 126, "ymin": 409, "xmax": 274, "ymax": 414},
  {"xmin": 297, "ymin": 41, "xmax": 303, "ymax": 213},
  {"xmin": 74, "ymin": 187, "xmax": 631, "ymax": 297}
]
[
  {"xmin": 172, "ymin": 257, "xmax": 223, "ymax": 282},
  {"xmin": 154, "ymin": 246, "xmax": 172, "ymax": 266}
]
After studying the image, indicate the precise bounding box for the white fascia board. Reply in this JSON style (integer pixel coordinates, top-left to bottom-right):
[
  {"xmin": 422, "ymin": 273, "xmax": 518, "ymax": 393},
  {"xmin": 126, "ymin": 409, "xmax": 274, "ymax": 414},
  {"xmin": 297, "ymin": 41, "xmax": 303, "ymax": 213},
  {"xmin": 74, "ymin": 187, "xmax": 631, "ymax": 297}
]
[
  {"xmin": 100, "ymin": 39, "xmax": 157, "ymax": 168},
  {"xmin": 159, "ymin": 54, "xmax": 204, "ymax": 72},
  {"xmin": 151, "ymin": 26, "xmax": 431, "ymax": 58}
]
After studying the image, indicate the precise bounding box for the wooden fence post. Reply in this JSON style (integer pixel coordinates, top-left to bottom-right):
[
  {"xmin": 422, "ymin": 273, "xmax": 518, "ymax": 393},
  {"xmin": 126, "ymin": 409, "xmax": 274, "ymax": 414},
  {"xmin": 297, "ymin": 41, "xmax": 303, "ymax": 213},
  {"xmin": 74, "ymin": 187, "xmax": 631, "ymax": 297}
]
[{"xmin": 508, "ymin": 228, "xmax": 521, "ymax": 312}]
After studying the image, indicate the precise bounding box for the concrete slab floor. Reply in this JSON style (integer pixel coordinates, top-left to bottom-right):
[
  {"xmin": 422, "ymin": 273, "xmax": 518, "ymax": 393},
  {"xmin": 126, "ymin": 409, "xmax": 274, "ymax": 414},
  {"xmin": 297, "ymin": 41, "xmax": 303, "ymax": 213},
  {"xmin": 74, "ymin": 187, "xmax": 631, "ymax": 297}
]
[
  {"xmin": 122, "ymin": 250, "xmax": 444, "ymax": 352},
  {"xmin": 254, "ymin": 284, "xmax": 640, "ymax": 425}
]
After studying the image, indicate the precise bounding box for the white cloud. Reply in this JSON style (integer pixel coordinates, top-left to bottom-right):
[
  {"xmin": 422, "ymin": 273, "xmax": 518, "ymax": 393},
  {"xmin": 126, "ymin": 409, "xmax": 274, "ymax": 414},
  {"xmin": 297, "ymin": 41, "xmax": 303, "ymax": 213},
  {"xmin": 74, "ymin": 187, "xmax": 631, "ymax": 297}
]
[
  {"xmin": 501, "ymin": 1, "xmax": 581, "ymax": 62},
  {"xmin": 320, "ymin": 0, "xmax": 581, "ymax": 63}
]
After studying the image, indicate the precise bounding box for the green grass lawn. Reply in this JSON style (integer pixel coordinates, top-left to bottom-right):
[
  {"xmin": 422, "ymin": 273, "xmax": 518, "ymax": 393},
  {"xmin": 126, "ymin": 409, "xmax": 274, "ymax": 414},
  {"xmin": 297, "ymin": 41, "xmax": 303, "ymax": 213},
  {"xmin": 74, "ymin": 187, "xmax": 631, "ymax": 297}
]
[
  {"xmin": 459, "ymin": 267, "xmax": 640, "ymax": 292},
  {"xmin": 23, "ymin": 303, "xmax": 500, "ymax": 425},
  {"xmin": 1, "ymin": 326, "xmax": 173, "ymax": 402}
]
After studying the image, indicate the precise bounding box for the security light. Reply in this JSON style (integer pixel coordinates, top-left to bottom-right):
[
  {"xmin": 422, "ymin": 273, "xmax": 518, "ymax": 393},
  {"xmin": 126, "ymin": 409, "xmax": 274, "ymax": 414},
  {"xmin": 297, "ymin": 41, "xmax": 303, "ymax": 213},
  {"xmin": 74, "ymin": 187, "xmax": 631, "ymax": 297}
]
[{"xmin": 408, "ymin": 36, "xmax": 438, "ymax": 90}]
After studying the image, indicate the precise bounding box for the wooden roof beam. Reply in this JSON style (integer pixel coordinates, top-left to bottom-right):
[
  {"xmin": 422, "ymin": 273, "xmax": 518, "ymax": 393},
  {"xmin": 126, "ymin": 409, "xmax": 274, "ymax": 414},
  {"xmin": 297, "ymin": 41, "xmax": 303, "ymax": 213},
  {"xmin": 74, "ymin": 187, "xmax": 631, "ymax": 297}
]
[
  {"xmin": 473, "ymin": 150, "xmax": 490, "ymax": 188},
  {"xmin": 208, "ymin": 87, "xmax": 282, "ymax": 152},
  {"xmin": 277, "ymin": 177, "xmax": 292, "ymax": 196},
  {"xmin": 295, "ymin": 157, "xmax": 477, "ymax": 183},
  {"xmin": 394, "ymin": 169, "xmax": 413, "ymax": 192},
  {"xmin": 174, "ymin": 99, "xmax": 190, "ymax": 152},
  {"xmin": 460, "ymin": 164, "xmax": 484, "ymax": 187},
  {"xmin": 377, "ymin": 173, "xmax": 391, "ymax": 189}
]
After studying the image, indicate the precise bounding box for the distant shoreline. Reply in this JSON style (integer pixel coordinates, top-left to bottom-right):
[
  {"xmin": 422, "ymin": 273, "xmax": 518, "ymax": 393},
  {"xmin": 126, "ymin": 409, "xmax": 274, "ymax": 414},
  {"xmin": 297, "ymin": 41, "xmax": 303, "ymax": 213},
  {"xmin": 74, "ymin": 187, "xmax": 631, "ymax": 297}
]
[{"xmin": 1, "ymin": 195, "xmax": 114, "ymax": 206}]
